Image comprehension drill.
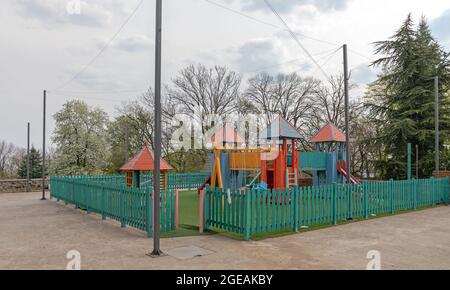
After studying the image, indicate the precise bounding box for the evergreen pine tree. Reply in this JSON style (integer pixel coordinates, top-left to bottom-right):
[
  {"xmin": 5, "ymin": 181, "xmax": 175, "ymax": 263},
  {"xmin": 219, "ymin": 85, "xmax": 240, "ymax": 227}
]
[
  {"xmin": 17, "ymin": 147, "xmax": 42, "ymax": 179},
  {"xmin": 367, "ymin": 14, "xmax": 450, "ymax": 179}
]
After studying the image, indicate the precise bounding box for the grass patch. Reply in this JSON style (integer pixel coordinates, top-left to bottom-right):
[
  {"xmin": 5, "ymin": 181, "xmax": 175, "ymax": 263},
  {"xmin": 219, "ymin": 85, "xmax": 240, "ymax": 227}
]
[{"xmin": 161, "ymin": 190, "xmax": 216, "ymax": 238}]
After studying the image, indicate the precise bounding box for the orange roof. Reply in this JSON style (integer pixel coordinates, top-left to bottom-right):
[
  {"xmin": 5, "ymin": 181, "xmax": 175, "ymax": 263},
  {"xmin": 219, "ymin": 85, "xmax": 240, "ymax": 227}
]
[
  {"xmin": 310, "ymin": 123, "xmax": 346, "ymax": 143},
  {"xmin": 120, "ymin": 144, "xmax": 173, "ymax": 172},
  {"xmin": 211, "ymin": 126, "xmax": 244, "ymax": 144}
]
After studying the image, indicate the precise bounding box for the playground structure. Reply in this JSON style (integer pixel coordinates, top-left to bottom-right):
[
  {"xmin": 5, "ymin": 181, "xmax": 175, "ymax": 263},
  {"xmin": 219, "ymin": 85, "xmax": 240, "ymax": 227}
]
[
  {"xmin": 209, "ymin": 116, "xmax": 360, "ymax": 191},
  {"xmin": 307, "ymin": 122, "xmax": 360, "ymax": 186},
  {"xmin": 49, "ymin": 129, "xmax": 450, "ymax": 240},
  {"xmin": 120, "ymin": 142, "xmax": 173, "ymax": 191},
  {"xmin": 48, "ymin": 117, "xmax": 450, "ymax": 241}
]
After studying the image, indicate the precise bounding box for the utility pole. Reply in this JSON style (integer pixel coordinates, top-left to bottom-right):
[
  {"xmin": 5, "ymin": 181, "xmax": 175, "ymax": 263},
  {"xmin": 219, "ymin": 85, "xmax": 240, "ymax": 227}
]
[
  {"xmin": 343, "ymin": 44, "xmax": 352, "ymax": 221},
  {"xmin": 41, "ymin": 90, "xmax": 47, "ymax": 200},
  {"xmin": 435, "ymin": 76, "xmax": 440, "ymax": 174},
  {"xmin": 149, "ymin": 0, "xmax": 163, "ymax": 257},
  {"xmin": 343, "ymin": 44, "xmax": 351, "ymax": 184},
  {"xmin": 27, "ymin": 123, "xmax": 31, "ymax": 192}
]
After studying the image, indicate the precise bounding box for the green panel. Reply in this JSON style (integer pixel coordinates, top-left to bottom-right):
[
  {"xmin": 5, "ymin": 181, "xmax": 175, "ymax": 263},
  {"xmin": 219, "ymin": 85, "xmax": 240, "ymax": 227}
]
[{"xmin": 299, "ymin": 152, "xmax": 329, "ymax": 171}]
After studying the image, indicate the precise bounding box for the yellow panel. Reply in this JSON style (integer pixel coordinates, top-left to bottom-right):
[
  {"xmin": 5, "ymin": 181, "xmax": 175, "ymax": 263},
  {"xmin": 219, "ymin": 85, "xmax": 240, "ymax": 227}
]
[
  {"xmin": 126, "ymin": 172, "xmax": 133, "ymax": 187},
  {"xmin": 230, "ymin": 152, "xmax": 261, "ymax": 171}
]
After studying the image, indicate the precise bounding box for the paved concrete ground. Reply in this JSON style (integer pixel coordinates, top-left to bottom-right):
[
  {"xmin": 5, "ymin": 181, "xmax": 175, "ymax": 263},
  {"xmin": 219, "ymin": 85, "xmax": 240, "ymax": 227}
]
[{"xmin": 1, "ymin": 192, "xmax": 449, "ymax": 270}]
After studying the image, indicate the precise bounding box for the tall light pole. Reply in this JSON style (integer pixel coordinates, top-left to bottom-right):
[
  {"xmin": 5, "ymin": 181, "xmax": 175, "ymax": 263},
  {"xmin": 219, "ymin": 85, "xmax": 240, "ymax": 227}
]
[
  {"xmin": 435, "ymin": 76, "xmax": 440, "ymax": 174},
  {"xmin": 27, "ymin": 123, "xmax": 31, "ymax": 192},
  {"xmin": 343, "ymin": 44, "xmax": 352, "ymax": 220},
  {"xmin": 343, "ymin": 44, "xmax": 351, "ymax": 184},
  {"xmin": 41, "ymin": 90, "xmax": 47, "ymax": 201},
  {"xmin": 149, "ymin": 0, "xmax": 163, "ymax": 257}
]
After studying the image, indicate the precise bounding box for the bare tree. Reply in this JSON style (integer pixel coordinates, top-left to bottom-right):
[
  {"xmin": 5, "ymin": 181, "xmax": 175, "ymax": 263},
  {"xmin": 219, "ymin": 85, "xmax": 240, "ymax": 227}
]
[
  {"xmin": 304, "ymin": 75, "xmax": 350, "ymax": 136},
  {"xmin": 245, "ymin": 72, "xmax": 318, "ymax": 127},
  {"xmin": 0, "ymin": 141, "xmax": 16, "ymax": 178},
  {"xmin": 116, "ymin": 88, "xmax": 177, "ymax": 157},
  {"xmin": 168, "ymin": 64, "xmax": 241, "ymax": 133}
]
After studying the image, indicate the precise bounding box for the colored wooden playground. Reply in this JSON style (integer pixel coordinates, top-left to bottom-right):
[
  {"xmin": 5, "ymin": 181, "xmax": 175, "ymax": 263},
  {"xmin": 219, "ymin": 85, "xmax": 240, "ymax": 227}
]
[{"xmin": 50, "ymin": 116, "xmax": 450, "ymax": 240}]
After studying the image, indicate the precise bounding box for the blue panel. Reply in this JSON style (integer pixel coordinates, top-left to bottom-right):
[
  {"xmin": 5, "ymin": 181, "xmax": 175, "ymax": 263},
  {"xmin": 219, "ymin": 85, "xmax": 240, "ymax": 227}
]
[
  {"xmin": 327, "ymin": 153, "xmax": 337, "ymax": 184},
  {"xmin": 211, "ymin": 152, "xmax": 250, "ymax": 190},
  {"xmin": 260, "ymin": 117, "xmax": 302, "ymax": 140}
]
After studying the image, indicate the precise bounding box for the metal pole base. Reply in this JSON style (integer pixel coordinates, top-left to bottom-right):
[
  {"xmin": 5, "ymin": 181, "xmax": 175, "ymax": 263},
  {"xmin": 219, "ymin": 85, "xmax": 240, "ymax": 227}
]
[{"xmin": 146, "ymin": 250, "xmax": 167, "ymax": 258}]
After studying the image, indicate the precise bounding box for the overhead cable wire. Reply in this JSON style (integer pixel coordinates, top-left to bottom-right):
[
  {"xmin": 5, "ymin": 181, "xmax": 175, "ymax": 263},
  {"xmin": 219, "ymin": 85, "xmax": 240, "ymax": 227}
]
[
  {"xmin": 204, "ymin": 0, "xmax": 340, "ymax": 48},
  {"xmin": 263, "ymin": 0, "xmax": 331, "ymax": 80},
  {"xmin": 205, "ymin": 0, "xmax": 375, "ymax": 64},
  {"xmin": 248, "ymin": 47, "xmax": 340, "ymax": 74},
  {"xmin": 50, "ymin": 0, "xmax": 145, "ymax": 92}
]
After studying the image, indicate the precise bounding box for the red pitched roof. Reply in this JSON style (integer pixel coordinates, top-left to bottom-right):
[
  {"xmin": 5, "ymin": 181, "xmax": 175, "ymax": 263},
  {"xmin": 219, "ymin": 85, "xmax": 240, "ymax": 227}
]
[
  {"xmin": 211, "ymin": 126, "xmax": 244, "ymax": 144},
  {"xmin": 120, "ymin": 144, "xmax": 173, "ymax": 171},
  {"xmin": 310, "ymin": 123, "xmax": 346, "ymax": 143}
]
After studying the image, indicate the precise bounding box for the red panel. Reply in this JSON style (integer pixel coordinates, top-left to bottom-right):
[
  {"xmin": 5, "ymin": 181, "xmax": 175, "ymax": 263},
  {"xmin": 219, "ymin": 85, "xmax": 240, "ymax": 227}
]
[
  {"xmin": 121, "ymin": 145, "xmax": 173, "ymax": 171},
  {"xmin": 310, "ymin": 122, "xmax": 346, "ymax": 143}
]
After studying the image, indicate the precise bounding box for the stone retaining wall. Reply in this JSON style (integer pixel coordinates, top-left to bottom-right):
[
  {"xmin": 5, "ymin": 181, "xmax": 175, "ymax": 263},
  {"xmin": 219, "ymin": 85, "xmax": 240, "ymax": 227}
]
[
  {"xmin": 0, "ymin": 179, "xmax": 49, "ymax": 193},
  {"xmin": 434, "ymin": 171, "xmax": 450, "ymax": 179}
]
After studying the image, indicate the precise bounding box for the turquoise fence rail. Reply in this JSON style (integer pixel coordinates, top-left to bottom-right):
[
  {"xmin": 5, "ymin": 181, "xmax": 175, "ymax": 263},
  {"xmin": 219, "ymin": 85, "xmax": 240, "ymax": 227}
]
[
  {"xmin": 167, "ymin": 173, "xmax": 210, "ymax": 191},
  {"xmin": 204, "ymin": 178, "xmax": 450, "ymax": 240},
  {"xmin": 50, "ymin": 176, "xmax": 176, "ymax": 236},
  {"xmin": 62, "ymin": 172, "xmax": 209, "ymax": 192}
]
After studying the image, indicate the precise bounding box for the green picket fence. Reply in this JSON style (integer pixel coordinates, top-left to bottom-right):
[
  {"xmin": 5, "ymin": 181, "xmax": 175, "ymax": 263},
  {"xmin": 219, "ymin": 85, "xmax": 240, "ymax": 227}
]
[
  {"xmin": 50, "ymin": 176, "xmax": 176, "ymax": 236},
  {"xmin": 203, "ymin": 178, "xmax": 450, "ymax": 240},
  {"xmin": 61, "ymin": 172, "xmax": 208, "ymax": 192},
  {"xmin": 167, "ymin": 173, "xmax": 210, "ymax": 191}
]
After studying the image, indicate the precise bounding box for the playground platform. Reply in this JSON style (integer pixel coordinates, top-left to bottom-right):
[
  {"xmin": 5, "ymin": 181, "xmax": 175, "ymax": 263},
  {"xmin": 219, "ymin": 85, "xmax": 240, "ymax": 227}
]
[{"xmin": 1, "ymin": 191, "xmax": 450, "ymax": 270}]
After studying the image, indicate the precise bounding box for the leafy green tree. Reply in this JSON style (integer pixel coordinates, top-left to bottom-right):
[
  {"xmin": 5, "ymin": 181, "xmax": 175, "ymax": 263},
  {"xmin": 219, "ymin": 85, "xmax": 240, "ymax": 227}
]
[
  {"xmin": 50, "ymin": 100, "xmax": 110, "ymax": 175},
  {"xmin": 17, "ymin": 146, "xmax": 42, "ymax": 179},
  {"xmin": 107, "ymin": 115, "xmax": 143, "ymax": 173},
  {"xmin": 366, "ymin": 15, "xmax": 450, "ymax": 179}
]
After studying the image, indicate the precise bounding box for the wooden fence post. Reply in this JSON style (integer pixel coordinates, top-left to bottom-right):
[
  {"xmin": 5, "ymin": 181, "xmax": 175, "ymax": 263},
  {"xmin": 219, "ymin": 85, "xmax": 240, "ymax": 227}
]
[
  {"xmin": 204, "ymin": 185, "xmax": 210, "ymax": 231},
  {"xmin": 86, "ymin": 179, "xmax": 91, "ymax": 215},
  {"xmin": 347, "ymin": 183, "xmax": 353, "ymax": 220},
  {"xmin": 101, "ymin": 185, "xmax": 106, "ymax": 220},
  {"xmin": 152, "ymin": 191, "xmax": 155, "ymax": 237},
  {"xmin": 363, "ymin": 181, "xmax": 369, "ymax": 220},
  {"xmin": 175, "ymin": 190, "xmax": 179, "ymax": 230},
  {"xmin": 390, "ymin": 179, "xmax": 394, "ymax": 215},
  {"xmin": 120, "ymin": 186, "xmax": 125, "ymax": 228},
  {"xmin": 199, "ymin": 189, "xmax": 204, "ymax": 234},
  {"xmin": 445, "ymin": 177, "xmax": 450, "ymax": 205},
  {"xmin": 332, "ymin": 183, "xmax": 337, "ymax": 225},
  {"xmin": 293, "ymin": 187, "xmax": 299, "ymax": 232},
  {"xmin": 413, "ymin": 179, "xmax": 417, "ymax": 211},
  {"xmin": 244, "ymin": 189, "xmax": 251, "ymax": 241},
  {"xmin": 146, "ymin": 189, "xmax": 152, "ymax": 238}
]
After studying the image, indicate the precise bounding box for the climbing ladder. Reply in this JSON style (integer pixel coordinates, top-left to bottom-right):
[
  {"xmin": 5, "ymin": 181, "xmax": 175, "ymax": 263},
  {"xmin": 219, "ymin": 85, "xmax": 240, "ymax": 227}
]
[{"xmin": 286, "ymin": 168, "xmax": 298, "ymax": 188}]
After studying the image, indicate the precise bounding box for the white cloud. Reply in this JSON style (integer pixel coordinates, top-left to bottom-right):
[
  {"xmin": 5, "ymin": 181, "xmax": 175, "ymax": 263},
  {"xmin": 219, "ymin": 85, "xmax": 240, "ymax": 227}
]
[
  {"xmin": 351, "ymin": 63, "xmax": 378, "ymax": 84},
  {"xmin": 3, "ymin": 0, "xmax": 450, "ymax": 148},
  {"xmin": 15, "ymin": 0, "xmax": 119, "ymax": 27},
  {"xmin": 237, "ymin": 39, "xmax": 281, "ymax": 74},
  {"xmin": 238, "ymin": 0, "xmax": 351, "ymax": 13},
  {"xmin": 114, "ymin": 35, "xmax": 153, "ymax": 53},
  {"xmin": 431, "ymin": 9, "xmax": 450, "ymax": 47}
]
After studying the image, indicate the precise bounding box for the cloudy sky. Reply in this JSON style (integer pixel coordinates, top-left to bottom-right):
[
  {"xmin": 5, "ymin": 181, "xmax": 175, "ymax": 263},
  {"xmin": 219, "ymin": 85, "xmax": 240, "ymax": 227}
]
[{"xmin": 1, "ymin": 0, "xmax": 449, "ymax": 148}]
